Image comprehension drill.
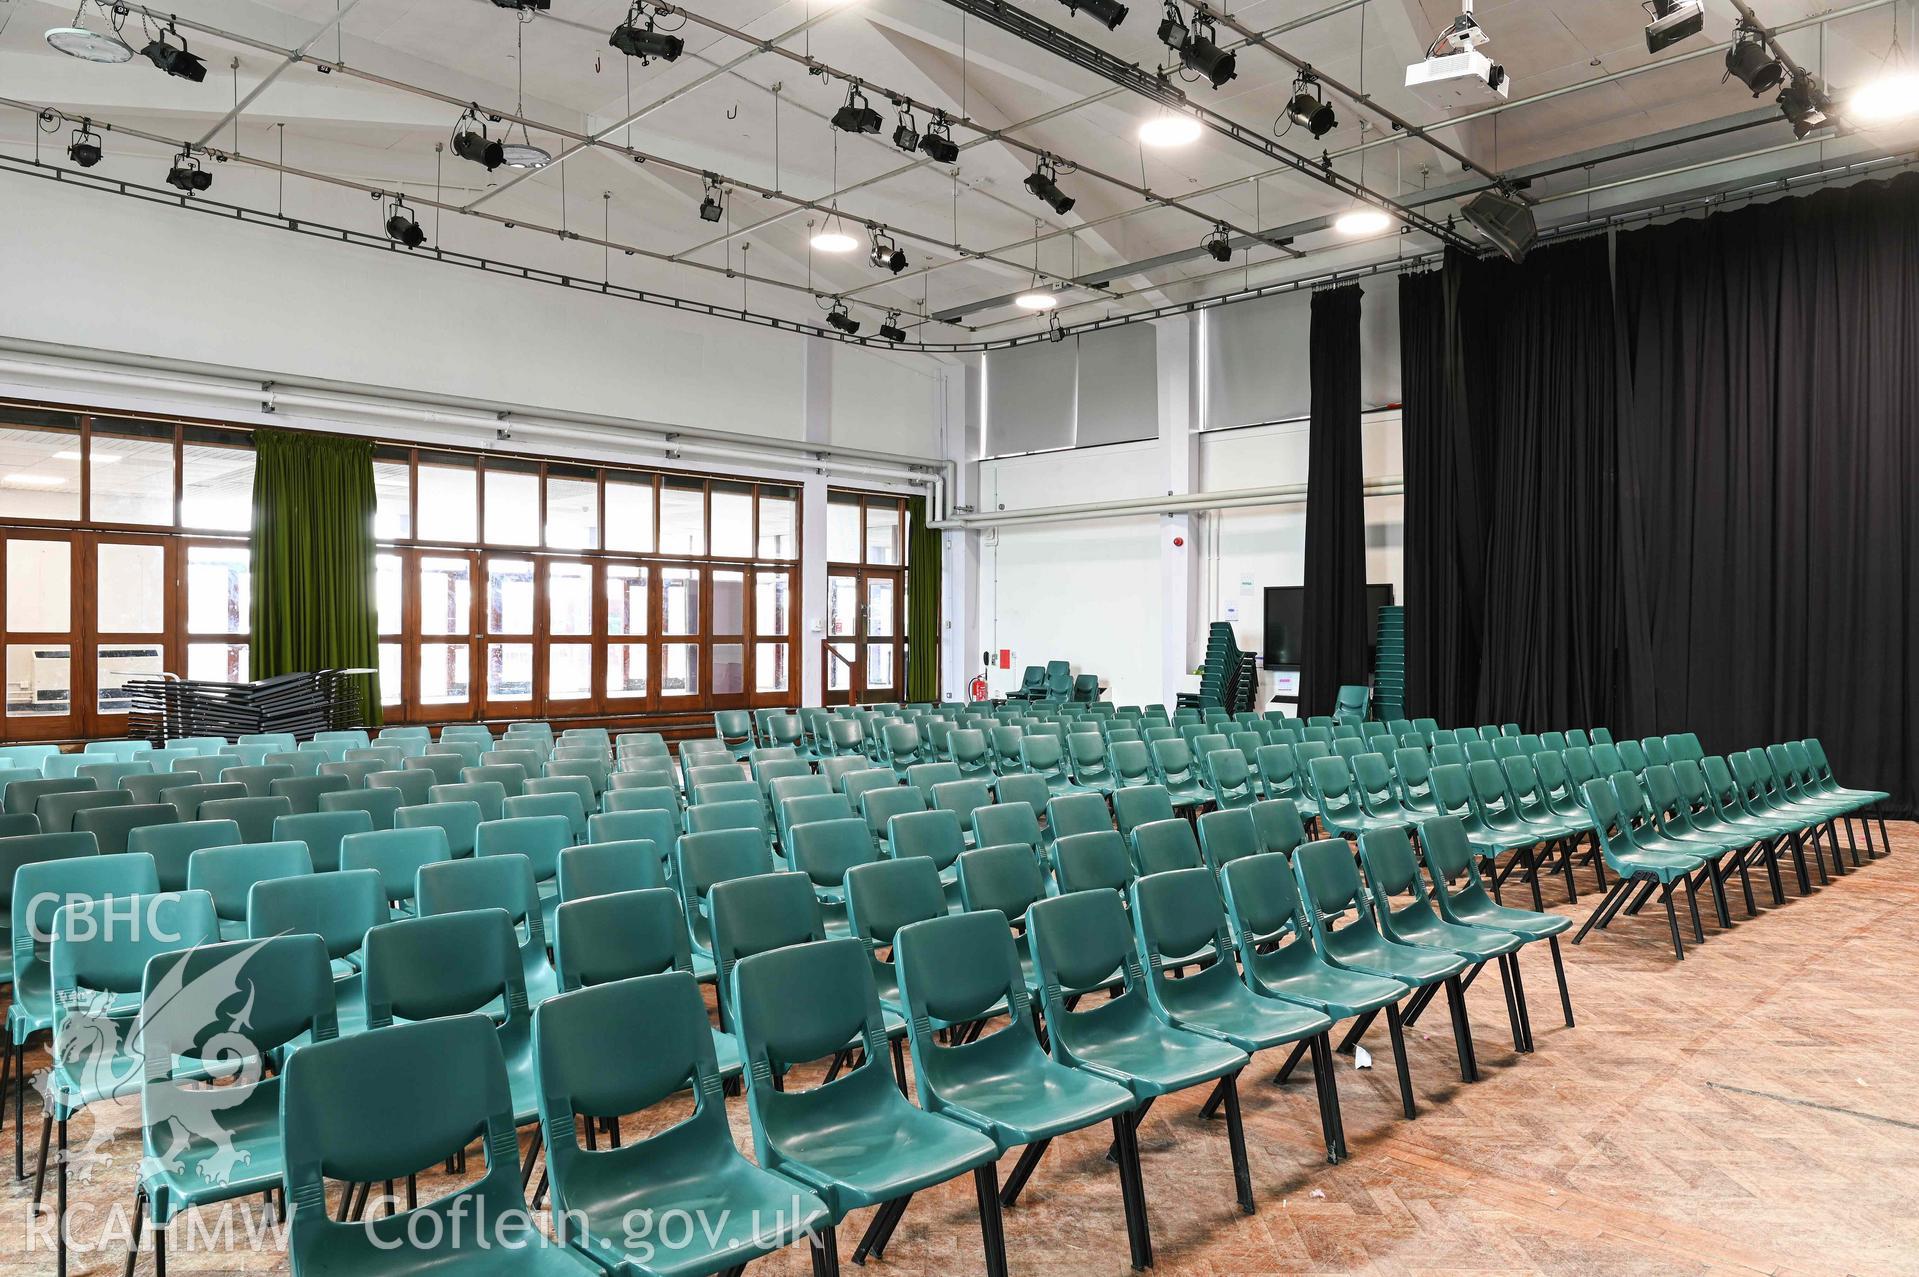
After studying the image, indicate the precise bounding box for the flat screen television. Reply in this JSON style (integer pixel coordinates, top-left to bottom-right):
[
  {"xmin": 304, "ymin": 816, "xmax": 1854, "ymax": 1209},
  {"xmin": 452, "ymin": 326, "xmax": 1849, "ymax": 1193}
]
[{"xmin": 1262, "ymin": 584, "xmax": 1396, "ymax": 668}]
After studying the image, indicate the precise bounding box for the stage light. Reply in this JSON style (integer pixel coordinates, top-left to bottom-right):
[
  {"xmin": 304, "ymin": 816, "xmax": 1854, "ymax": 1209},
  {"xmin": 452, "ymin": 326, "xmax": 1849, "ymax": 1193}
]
[
  {"xmin": 811, "ymin": 219, "xmax": 859, "ymax": 252},
  {"xmin": 1333, "ymin": 207, "xmax": 1392, "ymax": 236},
  {"xmin": 1138, "ymin": 113, "xmax": 1202, "ymax": 146},
  {"xmin": 1725, "ymin": 23, "xmax": 1784, "ymax": 97},
  {"xmin": 699, "ymin": 178, "xmax": 725, "ymax": 222},
  {"xmin": 67, "ymin": 121, "xmax": 103, "ymax": 169},
  {"xmin": 868, "ymin": 230, "xmax": 907, "ymax": 274},
  {"xmin": 1778, "ymin": 72, "xmax": 1830, "ymax": 138},
  {"xmin": 384, "ymin": 198, "xmax": 426, "ymax": 248},
  {"xmin": 826, "ymin": 302, "xmax": 861, "ymax": 335},
  {"xmin": 1179, "ymin": 24, "xmax": 1237, "ymax": 87},
  {"xmin": 1059, "ymin": 0, "xmax": 1127, "ymax": 30},
  {"xmin": 1014, "ymin": 290, "xmax": 1058, "ymax": 311},
  {"xmin": 879, "ymin": 312, "xmax": 908, "ymax": 342},
  {"xmin": 1851, "ymin": 67, "xmax": 1919, "ymax": 124},
  {"xmin": 1643, "ymin": 0, "xmax": 1703, "ymax": 54},
  {"xmin": 491, "ymin": 0, "xmax": 550, "ymax": 10},
  {"xmin": 1286, "ymin": 73, "xmax": 1337, "ymax": 138},
  {"xmin": 609, "ymin": 5, "xmax": 684, "ymax": 63},
  {"xmin": 140, "ymin": 24, "xmax": 206, "ymax": 81},
  {"xmin": 45, "ymin": 14, "xmax": 135, "ymax": 63},
  {"xmin": 1025, "ymin": 157, "xmax": 1075, "ymax": 215},
  {"xmin": 165, "ymin": 149, "xmax": 211, "ymax": 194},
  {"xmin": 918, "ymin": 113, "xmax": 960, "ymax": 163},
  {"xmin": 1203, "ymin": 224, "xmax": 1232, "ymax": 263},
  {"xmin": 452, "ymin": 114, "xmax": 504, "ymax": 171},
  {"xmin": 892, "ymin": 103, "xmax": 920, "ymax": 153},
  {"xmin": 832, "ymin": 85, "xmax": 883, "ymax": 135},
  {"xmin": 1460, "ymin": 187, "xmax": 1536, "ymax": 261}
]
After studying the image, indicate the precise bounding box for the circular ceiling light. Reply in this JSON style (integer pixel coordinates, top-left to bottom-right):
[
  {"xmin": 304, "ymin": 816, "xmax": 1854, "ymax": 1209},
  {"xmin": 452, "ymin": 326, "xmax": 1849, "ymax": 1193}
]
[
  {"xmin": 499, "ymin": 142, "xmax": 552, "ymax": 169},
  {"xmin": 1851, "ymin": 70, "xmax": 1919, "ymax": 124},
  {"xmin": 811, "ymin": 229, "xmax": 860, "ymax": 252},
  {"xmin": 45, "ymin": 25, "xmax": 135, "ymax": 62},
  {"xmin": 1333, "ymin": 208, "xmax": 1393, "ymax": 237},
  {"xmin": 1014, "ymin": 291, "xmax": 1058, "ymax": 311},
  {"xmin": 1137, "ymin": 114, "xmax": 1202, "ymax": 147}
]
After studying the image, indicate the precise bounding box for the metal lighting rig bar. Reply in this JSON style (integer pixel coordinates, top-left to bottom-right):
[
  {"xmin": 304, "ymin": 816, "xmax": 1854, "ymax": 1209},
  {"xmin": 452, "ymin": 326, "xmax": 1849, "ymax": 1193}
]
[{"xmin": 925, "ymin": 0, "xmax": 1472, "ymax": 249}]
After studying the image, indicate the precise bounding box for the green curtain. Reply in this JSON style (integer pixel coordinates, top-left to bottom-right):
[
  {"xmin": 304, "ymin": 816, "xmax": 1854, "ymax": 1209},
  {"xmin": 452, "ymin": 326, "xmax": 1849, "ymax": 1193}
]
[
  {"xmin": 249, "ymin": 427, "xmax": 382, "ymax": 725},
  {"xmin": 905, "ymin": 495, "xmax": 943, "ymax": 702}
]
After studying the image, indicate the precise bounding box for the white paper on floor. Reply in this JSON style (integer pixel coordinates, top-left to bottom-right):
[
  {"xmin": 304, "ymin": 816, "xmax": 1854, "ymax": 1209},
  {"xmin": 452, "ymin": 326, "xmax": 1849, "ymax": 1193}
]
[{"xmin": 1354, "ymin": 1044, "xmax": 1372, "ymax": 1069}]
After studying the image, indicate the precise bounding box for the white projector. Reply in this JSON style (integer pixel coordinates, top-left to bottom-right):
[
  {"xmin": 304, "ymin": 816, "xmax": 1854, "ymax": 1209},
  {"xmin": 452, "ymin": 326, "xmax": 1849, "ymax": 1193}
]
[{"xmin": 1405, "ymin": 48, "xmax": 1510, "ymax": 108}]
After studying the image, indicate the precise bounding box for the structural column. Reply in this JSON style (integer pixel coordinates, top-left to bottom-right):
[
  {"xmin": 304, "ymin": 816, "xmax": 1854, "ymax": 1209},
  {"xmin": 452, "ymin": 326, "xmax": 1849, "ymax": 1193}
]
[
  {"xmin": 799, "ymin": 339, "xmax": 832, "ymax": 706},
  {"xmin": 1155, "ymin": 315, "xmax": 1202, "ymax": 704}
]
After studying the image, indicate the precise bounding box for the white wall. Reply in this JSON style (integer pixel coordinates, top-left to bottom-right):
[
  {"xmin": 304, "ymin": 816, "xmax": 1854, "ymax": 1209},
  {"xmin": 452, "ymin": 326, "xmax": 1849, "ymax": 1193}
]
[
  {"xmin": 0, "ymin": 176, "xmax": 948, "ymax": 460},
  {"xmin": 976, "ymin": 440, "xmax": 1165, "ymax": 705}
]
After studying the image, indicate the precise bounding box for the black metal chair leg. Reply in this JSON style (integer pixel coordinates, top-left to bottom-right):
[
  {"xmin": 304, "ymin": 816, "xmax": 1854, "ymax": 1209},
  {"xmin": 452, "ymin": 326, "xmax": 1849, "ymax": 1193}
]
[
  {"xmin": 1443, "ymin": 975, "xmax": 1478, "ymax": 1082},
  {"xmin": 853, "ymin": 1194, "xmax": 910, "ymax": 1266},
  {"xmin": 32, "ymin": 1113, "xmax": 52, "ymax": 1206},
  {"xmin": 1508, "ymin": 953, "xmax": 1534, "ymax": 1052},
  {"xmin": 124, "ymin": 1188, "xmax": 146, "ymax": 1277},
  {"xmin": 1308, "ymin": 1032, "xmax": 1346, "ymax": 1163},
  {"xmin": 810, "ymin": 1221, "xmax": 840, "ymax": 1277},
  {"xmin": 973, "ymin": 1164, "xmax": 1010, "ymax": 1277},
  {"xmin": 1573, "ymin": 878, "xmax": 1629, "ymax": 945},
  {"xmin": 1497, "ymin": 954, "xmax": 1525, "ymax": 1053},
  {"xmin": 1335, "ymin": 1009, "xmax": 1377, "ymax": 1055},
  {"xmin": 1547, "ymin": 936, "xmax": 1574, "ymax": 1028},
  {"xmin": 1270, "ymin": 1037, "xmax": 1312, "ymax": 1087},
  {"xmin": 1684, "ymin": 876, "xmax": 1705, "ymax": 943},
  {"xmin": 1385, "ymin": 1001, "xmax": 1416, "ymax": 1119},
  {"xmin": 1111, "ymin": 1115, "xmax": 1154, "ymax": 1271},
  {"xmin": 1219, "ymin": 1070, "xmax": 1255, "ymax": 1215},
  {"xmin": 998, "ymin": 1138, "xmax": 1050, "ymax": 1208},
  {"xmin": 1663, "ymin": 884, "xmax": 1685, "ymax": 960}
]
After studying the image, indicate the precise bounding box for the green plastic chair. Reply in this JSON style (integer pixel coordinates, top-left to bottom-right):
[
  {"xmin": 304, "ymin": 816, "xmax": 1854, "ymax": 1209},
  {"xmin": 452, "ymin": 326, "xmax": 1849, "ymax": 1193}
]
[
  {"xmin": 708, "ymin": 870, "xmax": 833, "ymax": 1035},
  {"xmin": 395, "ymin": 800, "xmax": 483, "ymax": 858},
  {"xmin": 1304, "ymin": 756, "xmax": 1390, "ymax": 838},
  {"xmin": 1203, "ymin": 748, "xmax": 1257, "ymax": 809},
  {"xmin": 1419, "ymin": 816, "xmax": 1576, "ymax": 1034},
  {"xmin": 555, "ymin": 841, "xmax": 664, "ymax": 902},
  {"xmin": 131, "ymin": 932, "xmax": 337, "ymax": 1272},
  {"xmin": 3, "ymin": 778, "xmax": 91, "ymax": 818},
  {"xmin": 268, "ymin": 774, "xmax": 351, "ymax": 816},
  {"xmin": 0, "ymin": 832, "xmax": 99, "ymax": 989},
  {"xmin": 531, "ymin": 971, "xmax": 821, "ymax": 1274},
  {"xmin": 318, "ymin": 786, "xmax": 403, "ymax": 832},
  {"xmin": 893, "ymin": 909, "xmax": 1152, "ymax": 1268},
  {"xmin": 1195, "ymin": 807, "xmax": 1266, "ymax": 874},
  {"xmin": 74, "ymin": 760, "xmax": 153, "ymax": 790},
  {"xmin": 477, "ymin": 813, "xmax": 571, "ymax": 893},
  {"xmin": 340, "ymin": 826, "xmax": 451, "ymax": 912},
  {"xmin": 428, "ymin": 780, "xmax": 507, "ymax": 824},
  {"xmin": 1024, "ymin": 889, "xmax": 1256, "ymax": 1214},
  {"xmin": 1146, "ymin": 740, "xmax": 1209, "ymax": 809},
  {"xmin": 1130, "ymin": 867, "xmax": 1344, "ymax": 1162},
  {"xmin": 404, "ymin": 753, "xmax": 465, "ymax": 786},
  {"xmin": 602, "ymin": 783, "xmax": 678, "ymax": 813},
  {"xmin": 1108, "ymin": 741, "xmax": 1155, "ymax": 790},
  {"xmin": 272, "ymin": 809, "xmax": 374, "ymax": 874},
  {"xmin": 199, "ymin": 795, "xmax": 295, "ymax": 845},
  {"xmin": 681, "ymin": 798, "xmax": 768, "ymax": 846},
  {"xmin": 1053, "ymin": 828, "xmax": 1137, "ymax": 896},
  {"xmin": 972, "ymin": 802, "xmax": 1044, "ymax": 866},
  {"xmin": 248, "ymin": 867, "xmax": 389, "ymax": 1035},
  {"xmin": 188, "ymin": 840, "xmax": 314, "ymax": 938},
  {"xmin": 673, "ymin": 828, "xmax": 774, "ymax": 980},
  {"xmin": 418, "ymin": 854, "xmax": 559, "ymax": 1006},
  {"xmin": 844, "ymin": 855, "xmax": 953, "ymax": 1026},
  {"xmin": 730, "ymin": 936, "xmax": 1007, "ymax": 1269},
  {"xmin": 1572, "ymin": 779, "xmax": 1706, "ymax": 960},
  {"xmin": 1111, "ymin": 786, "xmax": 1175, "ymax": 843},
  {"xmin": 218, "ymin": 763, "xmax": 294, "ymax": 798},
  {"xmin": 366, "ymin": 768, "xmax": 436, "ymax": 809},
  {"xmin": 39, "ymin": 888, "xmax": 219, "ymax": 1261},
  {"xmin": 71, "ymin": 802, "xmax": 176, "ymax": 855},
  {"xmin": 1047, "ymin": 792, "xmax": 1111, "ymax": 842},
  {"xmin": 1356, "ymin": 827, "xmax": 1528, "ymax": 1054},
  {"xmin": 280, "ymin": 1015, "xmax": 597, "ymax": 1277},
  {"xmin": 789, "ymin": 817, "xmax": 880, "ymax": 933},
  {"xmin": 779, "ymin": 792, "xmax": 854, "ymax": 855},
  {"xmin": 1130, "ymin": 819, "xmax": 1203, "ymax": 878},
  {"xmin": 127, "ymin": 819, "xmax": 242, "ymax": 892},
  {"xmin": 1247, "ymin": 799, "xmax": 1307, "ymax": 857},
  {"xmin": 1610, "ymin": 769, "xmax": 1741, "ymax": 930},
  {"xmin": 1290, "ymin": 839, "xmax": 1475, "ymax": 1112},
  {"xmin": 37, "ymin": 787, "xmax": 132, "ymax": 834},
  {"xmin": 861, "ymin": 785, "xmax": 928, "ymax": 855},
  {"xmin": 887, "ymin": 808, "xmax": 966, "ymax": 888},
  {"xmin": 264, "ymin": 751, "xmax": 324, "ymax": 779}
]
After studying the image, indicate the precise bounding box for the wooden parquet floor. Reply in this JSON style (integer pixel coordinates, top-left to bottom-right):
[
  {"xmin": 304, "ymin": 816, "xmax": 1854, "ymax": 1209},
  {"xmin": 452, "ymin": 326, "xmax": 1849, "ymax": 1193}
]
[{"xmin": 4, "ymin": 822, "xmax": 1916, "ymax": 1277}]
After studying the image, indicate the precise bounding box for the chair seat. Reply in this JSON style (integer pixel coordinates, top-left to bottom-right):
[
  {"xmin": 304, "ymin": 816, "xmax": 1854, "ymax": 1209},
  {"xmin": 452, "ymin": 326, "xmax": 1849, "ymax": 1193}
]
[
  {"xmin": 561, "ymin": 1144, "xmax": 832, "ymax": 1277},
  {"xmin": 47, "ymin": 1020, "xmax": 145, "ymax": 1116},
  {"xmin": 1323, "ymin": 931, "xmax": 1467, "ymax": 988},
  {"xmin": 1244, "ymin": 954, "xmax": 1407, "ymax": 1019},
  {"xmin": 1611, "ymin": 848, "xmax": 1704, "ymax": 883},
  {"xmin": 773, "ymin": 1091, "xmax": 1000, "ymax": 1217},
  {"xmin": 1062, "ymin": 1002, "xmax": 1248, "ymax": 1098},
  {"xmin": 933, "ymin": 1051, "xmax": 1136, "ymax": 1148},
  {"xmin": 1388, "ymin": 912, "xmax": 1525, "ymax": 962},
  {"xmin": 1446, "ymin": 897, "xmax": 1572, "ymax": 940},
  {"xmin": 143, "ymin": 1082, "xmax": 284, "ymax": 1219},
  {"xmin": 301, "ymin": 1216, "xmax": 602, "ymax": 1277},
  {"xmin": 1157, "ymin": 978, "xmax": 1334, "ymax": 1053}
]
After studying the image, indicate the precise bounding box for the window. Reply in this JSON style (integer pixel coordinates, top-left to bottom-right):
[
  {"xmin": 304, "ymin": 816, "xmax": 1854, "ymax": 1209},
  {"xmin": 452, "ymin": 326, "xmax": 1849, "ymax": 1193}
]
[
  {"xmin": 484, "ymin": 460, "xmax": 540, "ymax": 547},
  {"xmin": 181, "ymin": 429, "xmax": 254, "ymax": 531},
  {"xmin": 545, "ymin": 468, "xmax": 599, "ymax": 549},
  {"xmin": 417, "ymin": 455, "xmax": 478, "ymax": 543},
  {"xmin": 485, "ymin": 557, "xmax": 534, "ymax": 702},
  {"xmin": 5, "ymin": 537, "xmax": 73, "ymax": 719},
  {"xmin": 95, "ymin": 541, "xmax": 167, "ymax": 715},
  {"xmin": 711, "ymin": 482, "xmax": 753, "ymax": 558},
  {"xmin": 0, "ymin": 417, "xmax": 83, "ymax": 523},
  {"xmin": 90, "ymin": 420, "xmax": 176, "ymax": 525},
  {"xmin": 604, "ymin": 475, "xmax": 655, "ymax": 553},
  {"xmin": 758, "ymin": 488, "xmax": 798, "ymax": 560},
  {"xmin": 827, "ymin": 494, "xmax": 862, "ymax": 563},
  {"xmin": 376, "ymin": 551, "xmax": 405, "ymax": 706},
  {"xmin": 660, "ymin": 478, "xmax": 705, "ymax": 556},
  {"xmin": 373, "ymin": 453, "xmax": 412, "ymax": 540},
  {"xmin": 186, "ymin": 543, "xmax": 250, "ymax": 682}
]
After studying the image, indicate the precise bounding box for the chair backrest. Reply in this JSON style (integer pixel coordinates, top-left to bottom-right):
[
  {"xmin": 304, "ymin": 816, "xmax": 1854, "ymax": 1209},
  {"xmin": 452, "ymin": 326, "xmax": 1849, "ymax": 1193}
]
[
  {"xmin": 860, "ymin": 784, "xmax": 926, "ymax": 843},
  {"xmin": 955, "ymin": 842, "xmax": 1046, "ymax": 919},
  {"xmin": 427, "ymin": 781, "xmax": 507, "ymax": 823},
  {"xmin": 53, "ymin": 888, "xmax": 218, "ymax": 1001},
  {"xmin": 1666, "ymin": 732, "xmax": 1705, "ymax": 763},
  {"xmin": 0, "ymin": 831, "xmax": 99, "ymax": 917},
  {"xmin": 1130, "ymin": 818, "xmax": 1203, "ymax": 876},
  {"xmin": 709, "ymin": 871, "xmax": 825, "ymax": 1020},
  {"xmin": 71, "ymin": 802, "xmax": 177, "ymax": 855},
  {"xmin": 319, "ymin": 786, "xmax": 404, "ymax": 831},
  {"xmin": 474, "ymin": 813, "xmax": 571, "ymax": 882},
  {"xmin": 1047, "ymin": 792, "xmax": 1111, "ymax": 840},
  {"xmin": 199, "ymin": 795, "xmax": 295, "ymax": 844},
  {"xmin": 340, "ymin": 826, "xmax": 452, "ymax": 904},
  {"xmin": 846, "ymin": 855, "xmax": 946, "ymax": 953},
  {"xmin": 886, "ymin": 807, "xmax": 965, "ymax": 871},
  {"xmin": 674, "ymin": 827, "xmax": 775, "ymax": 938},
  {"xmin": 555, "ymin": 841, "xmax": 664, "ymax": 902},
  {"xmin": 363, "ymin": 906, "xmax": 524, "ymax": 1028},
  {"xmin": 268, "ymin": 773, "xmax": 352, "ymax": 816},
  {"xmin": 552, "ymin": 887, "xmax": 691, "ymax": 991},
  {"xmin": 142, "ymin": 932, "xmax": 337, "ymax": 1081},
  {"xmin": 248, "ymin": 868, "xmax": 388, "ymax": 962},
  {"xmin": 789, "ymin": 817, "xmax": 879, "ymax": 889},
  {"xmin": 1054, "ymin": 828, "xmax": 1136, "ymax": 894},
  {"xmin": 1195, "ymin": 806, "xmax": 1264, "ymax": 873},
  {"xmin": 126, "ymin": 818, "xmax": 243, "ymax": 891},
  {"xmin": 188, "ymin": 840, "xmax": 313, "ymax": 922},
  {"xmin": 972, "ymin": 801, "xmax": 1042, "ymax": 855},
  {"xmin": 1112, "ymin": 784, "xmax": 1175, "ymax": 838},
  {"xmin": 1025, "ymin": 887, "xmax": 1141, "ymax": 1008}
]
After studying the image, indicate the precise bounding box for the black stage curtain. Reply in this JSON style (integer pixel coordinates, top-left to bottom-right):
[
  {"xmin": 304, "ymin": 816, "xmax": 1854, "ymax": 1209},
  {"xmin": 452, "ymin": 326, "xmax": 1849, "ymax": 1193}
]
[
  {"xmin": 1616, "ymin": 174, "xmax": 1919, "ymax": 814},
  {"xmin": 1399, "ymin": 240, "xmax": 1623, "ymax": 731},
  {"xmin": 1298, "ymin": 284, "xmax": 1367, "ymax": 716}
]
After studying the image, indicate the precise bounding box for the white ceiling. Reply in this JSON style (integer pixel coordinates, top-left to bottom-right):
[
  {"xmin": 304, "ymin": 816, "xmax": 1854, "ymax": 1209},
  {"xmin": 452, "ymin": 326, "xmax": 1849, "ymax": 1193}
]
[{"xmin": 2, "ymin": 0, "xmax": 1917, "ymax": 346}]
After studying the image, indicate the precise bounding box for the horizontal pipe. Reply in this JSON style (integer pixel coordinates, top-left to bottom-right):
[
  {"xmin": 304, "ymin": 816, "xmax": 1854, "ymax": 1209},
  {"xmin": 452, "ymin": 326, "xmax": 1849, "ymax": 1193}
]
[{"xmin": 934, "ymin": 477, "xmax": 1403, "ymax": 529}]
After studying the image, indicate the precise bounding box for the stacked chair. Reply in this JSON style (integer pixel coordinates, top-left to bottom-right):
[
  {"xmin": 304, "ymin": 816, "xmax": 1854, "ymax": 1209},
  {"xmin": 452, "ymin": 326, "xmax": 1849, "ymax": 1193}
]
[{"xmin": 0, "ymin": 705, "xmax": 1891, "ymax": 1276}]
